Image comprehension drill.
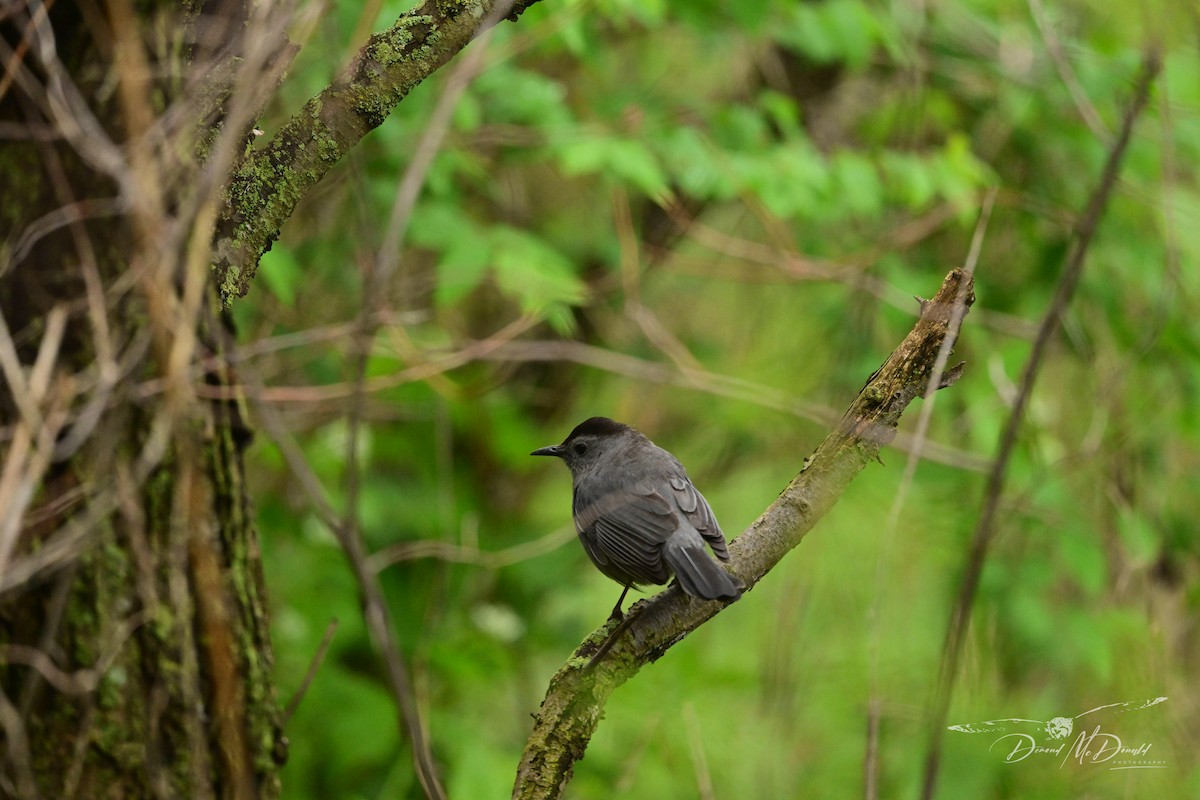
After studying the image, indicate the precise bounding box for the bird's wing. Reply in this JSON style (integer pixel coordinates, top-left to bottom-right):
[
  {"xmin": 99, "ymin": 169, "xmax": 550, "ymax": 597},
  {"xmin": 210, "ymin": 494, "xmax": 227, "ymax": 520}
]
[
  {"xmin": 667, "ymin": 469, "xmax": 729, "ymax": 561},
  {"xmin": 574, "ymin": 482, "xmax": 679, "ymax": 585}
]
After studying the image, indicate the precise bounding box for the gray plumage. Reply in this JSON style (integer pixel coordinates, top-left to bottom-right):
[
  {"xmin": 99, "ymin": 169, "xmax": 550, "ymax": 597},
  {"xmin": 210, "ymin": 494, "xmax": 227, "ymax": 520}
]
[{"xmin": 532, "ymin": 417, "xmax": 742, "ymax": 617}]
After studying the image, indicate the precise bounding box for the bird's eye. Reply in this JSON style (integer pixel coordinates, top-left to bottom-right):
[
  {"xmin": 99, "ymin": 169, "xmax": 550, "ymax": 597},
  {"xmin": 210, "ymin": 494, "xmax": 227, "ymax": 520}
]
[{"xmin": 571, "ymin": 441, "xmax": 588, "ymax": 456}]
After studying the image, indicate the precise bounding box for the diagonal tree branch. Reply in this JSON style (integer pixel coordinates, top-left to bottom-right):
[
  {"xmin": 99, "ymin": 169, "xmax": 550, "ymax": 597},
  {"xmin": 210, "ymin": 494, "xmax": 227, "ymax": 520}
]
[
  {"xmin": 212, "ymin": 0, "xmax": 542, "ymax": 303},
  {"xmin": 512, "ymin": 267, "xmax": 976, "ymax": 800}
]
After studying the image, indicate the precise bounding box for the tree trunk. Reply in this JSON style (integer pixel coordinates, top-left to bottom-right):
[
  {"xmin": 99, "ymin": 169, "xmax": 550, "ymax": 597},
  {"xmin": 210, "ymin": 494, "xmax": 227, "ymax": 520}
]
[
  {"xmin": 0, "ymin": 3, "xmax": 282, "ymax": 797},
  {"xmin": 2, "ymin": 0, "xmax": 535, "ymax": 794}
]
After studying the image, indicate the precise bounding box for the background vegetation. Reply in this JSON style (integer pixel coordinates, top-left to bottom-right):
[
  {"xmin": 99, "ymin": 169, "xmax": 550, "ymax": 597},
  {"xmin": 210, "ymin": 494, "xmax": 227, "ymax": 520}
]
[
  {"xmin": 4, "ymin": 0, "xmax": 1196, "ymax": 796},
  {"xmin": 231, "ymin": 0, "xmax": 1197, "ymax": 797}
]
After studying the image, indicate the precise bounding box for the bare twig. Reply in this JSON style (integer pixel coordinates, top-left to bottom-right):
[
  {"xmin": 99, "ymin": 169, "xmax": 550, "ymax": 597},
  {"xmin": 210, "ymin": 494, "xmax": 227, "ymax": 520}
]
[
  {"xmin": 17, "ymin": 0, "xmax": 128, "ymax": 189},
  {"xmin": 60, "ymin": 703, "xmax": 95, "ymax": 800},
  {"xmin": 918, "ymin": 51, "xmax": 1160, "ymax": 800},
  {"xmin": 212, "ymin": 0, "xmax": 546, "ymax": 300},
  {"xmin": 31, "ymin": 122, "xmax": 122, "ymax": 462},
  {"xmin": 368, "ymin": 525, "xmax": 576, "ymax": 573},
  {"xmin": 0, "ymin": 683, "xmax": 38, "ymax": 800},
  {"xmin": 682, "ymin": 703, "xmax": 715, "ymax": 800},
  {"xmin": 238, "ymin": 352, "xmax": 444, "ymax": 794},
  {"xmin": 669, "ymin": 205, "xmax": 1037, "ymax": 340},
  {"xmin": 282, "ymin": 618, "xmax": 339, "ymax": 726},
  {"xmin": 0, "ymin": 491, "xmax": 119, "ymax": 596},
  {"xmin": 0, "ymin": 306, "xmax": 72, "ymax": 574},
  {"xmin": 185, "ymin": 315, "xmax": 539, "ymax": 403},
  {"xmin": 5, "ymin": 197, "xmax": 127, "ymax": 270},
  {"xmin": 1027, "ymin": 0, "xmax": 1111, "ymax": 142},
  {"xmin": 480, "ymin": 340, "xmax": 989, "ymax": 472},
  {"xmin": 132, "ymin": 319, "xmax": 988, "ymax": 471},
  {"xmin": 337, "ymin": 8, "xmax": 517, "ymax": 796},
  {"xmin": 0, "ymin": 611, "xmax": 149, "ymax": 695}
]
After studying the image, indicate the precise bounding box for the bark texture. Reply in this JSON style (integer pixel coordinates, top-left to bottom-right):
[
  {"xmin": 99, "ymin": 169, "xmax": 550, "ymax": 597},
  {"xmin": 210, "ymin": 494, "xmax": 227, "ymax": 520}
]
[
  {"xmin": 0, "ymin": 4, "xmax": 280, "ymax": 797},
  {"xmin": 0, "ymin": 0, "xmax": 537, "ymax": 795}
]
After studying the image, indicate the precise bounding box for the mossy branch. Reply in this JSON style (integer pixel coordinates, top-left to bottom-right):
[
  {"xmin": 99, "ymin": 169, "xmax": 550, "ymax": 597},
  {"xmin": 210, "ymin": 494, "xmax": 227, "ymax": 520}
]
[
  {"xmin": 512, "ymin": 267, "xmax": 976, "ymax": 800},
  {"xmin": 212, "ymin": 0, "xmax": 541, "ymax": 304}
]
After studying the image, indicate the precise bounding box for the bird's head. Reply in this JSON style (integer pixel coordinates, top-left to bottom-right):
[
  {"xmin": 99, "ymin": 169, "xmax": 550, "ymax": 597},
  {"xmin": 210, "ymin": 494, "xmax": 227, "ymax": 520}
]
[{"xmin": 530, "ymin": 416, "xmax": 639, "ymax": 476}]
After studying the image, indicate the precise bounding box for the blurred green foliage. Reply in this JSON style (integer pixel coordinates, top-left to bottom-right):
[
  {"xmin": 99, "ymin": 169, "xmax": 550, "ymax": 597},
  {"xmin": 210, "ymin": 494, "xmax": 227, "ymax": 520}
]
[{"xmin": 235, "ymin": 0, "xmax": 1199, "ymax": 796}]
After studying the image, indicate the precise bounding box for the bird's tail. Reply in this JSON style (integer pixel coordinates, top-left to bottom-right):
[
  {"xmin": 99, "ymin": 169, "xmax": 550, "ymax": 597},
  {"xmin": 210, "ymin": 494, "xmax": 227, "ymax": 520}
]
[{"xmin": 664, "ymin": 540, "xmax": 743, "ymax": 601}]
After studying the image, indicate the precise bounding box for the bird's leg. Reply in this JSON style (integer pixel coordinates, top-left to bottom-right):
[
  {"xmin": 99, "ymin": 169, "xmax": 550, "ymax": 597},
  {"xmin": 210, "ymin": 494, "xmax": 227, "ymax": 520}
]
[
  {"xmin": 587, "ymin": 613, "xmax": 637, "ymax": 669},
  {"xmin": 586, "ymin": 584, "xmax": 634, "ymax": 670},
  {"xmin": 608, "ymin": 583, "xmax": 632, "ymax": 621}
]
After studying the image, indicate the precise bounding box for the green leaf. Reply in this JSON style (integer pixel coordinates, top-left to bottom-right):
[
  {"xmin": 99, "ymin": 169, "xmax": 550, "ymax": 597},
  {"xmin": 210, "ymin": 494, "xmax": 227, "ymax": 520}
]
[
  {"xmin": 733, "ymin": 141, "xmax": 829, "ymax": 219},
  {"xmin": 711, "ymin": 105, "xmax": 770, "ymax": 150},
  {"xmin": 822, "ymin": 0, "xmax": 881, "ymax": 68},
  {"xmin": 556, "ymin": 135, "xmax": 672, "ymax": 204},
  {"xmin": 489, "ymin": 227, "xmax": 587, "ymax": 330},
  {"xmin": 658, "ymin": 126, "xmax": 728, "ymax": 198},
  {"xmin": 934, "ymin": 133, "xmax": 995, "ymax": 212},
  {"xmin": 472, "ymin": 66, "xmax": 571, "ymax": 127},
  {"xmin": 881, "ymin": 152, "xmax": 937, "ymax": 209},
  {"xmin": 1057, "ymin": 527, "xmax": 1107, "ymax": 598},
  {"xmin": 776, "ymin": 0, "xmax": 881, "ymax": 67},
  {"xmin": 410, "ymin": 204, "xmax": 494, "ymax": 307},
  {"xmin": 758, "ymin": 90, "xmax": 802, "ymax": 139},
  {"xmin": 833, "ymin": 150, "xmax": 883, "ymax": 217},
  {"xmin": 1117, "ymin": 506, "xmax": 1159, "ymax": 564},
  {"xmin": 602, "ymin": 139, "xmax": 673, "ymax": 203}
]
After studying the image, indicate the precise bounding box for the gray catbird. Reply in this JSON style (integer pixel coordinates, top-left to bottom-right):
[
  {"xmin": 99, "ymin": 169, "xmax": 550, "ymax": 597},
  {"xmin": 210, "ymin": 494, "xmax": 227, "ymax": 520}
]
[{"xmin": 532, "ymin": 416, "xmax": 743, "ymax": 620}]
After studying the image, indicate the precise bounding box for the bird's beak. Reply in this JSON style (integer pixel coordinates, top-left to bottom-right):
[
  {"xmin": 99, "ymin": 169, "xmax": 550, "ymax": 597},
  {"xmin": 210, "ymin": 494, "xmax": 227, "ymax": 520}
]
[{"xmin": 530, "ymin": 444, "xmax": 562, "ymax": 457}]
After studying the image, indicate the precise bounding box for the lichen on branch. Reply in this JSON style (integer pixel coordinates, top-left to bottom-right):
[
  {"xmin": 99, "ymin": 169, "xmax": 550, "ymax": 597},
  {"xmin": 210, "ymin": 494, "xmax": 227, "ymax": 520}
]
[{"xmin": 212, "ymin": 0, "xmax": 542, "ymax": 304}]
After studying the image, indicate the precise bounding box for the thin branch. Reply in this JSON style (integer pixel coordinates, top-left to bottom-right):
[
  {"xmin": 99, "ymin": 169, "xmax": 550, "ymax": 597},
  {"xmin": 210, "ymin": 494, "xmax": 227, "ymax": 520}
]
[
  {"xmin": 1027, "ymin": 0, "xmax": 1111, "ymax": 142},
  {"xmin": 129, "ymin": 319, "xmax": 988, "ymax": 471},
  {"xmin": 667, "ymin": 205, "xmax": 1037, "ymax": 340},
  {"xmin": 0, "ymin": 489, "xmax": 119, "ymax": 597},
  {"xmin": 236, "ymin": 357, "xmax": 447, "ymax": 796},
  {"xmin": 0, "ymin": 611, "xmax": 148, "ymax": 695},
  {"xmin": 918, "ymin": 50, "xmax": 1160, "ymax": 800},
  {"xmin": 479, "ymin": 340, "xmax": 989, "ymax": 472},
  {"xmin": 281, "ymin": 618, "xmax": 339, "ymax": 726},
  {"xmin": 0, "ymin": 683, "xmax": 38, "ymax": 800},
  {"xmin": 512, "ymin": 267, "xmax": 975, "ymax": 800},
  {"xmin": 367, "ymin": 524, "xmax": 576, "ymax": 573},
  {"xmin": 682, "ymin": 703, "xmax": 715, "ymax": 800},
  {"xmin": 613, "ymin": 189, "xmax": 708, "ymax": 374},
  {"xmin": 4, "ymin": 197, "xmax": 127, "ymax": 270},
  {"xmin": 863, "ymin": 697, "xmax": 881, "ymax": 800},
  {"xmin": 212, "ymin": 0, "xmax": 544, "ymax": 301},
  {"xmin": 11, "ymin": 1, "xmax": 128, "ymax": 188},
  {"xmin": 333, "ymin": 8, "xmax": 510, "ymax": 793},
  {"xmin": 0, "ymin": 306, "xmax": 72, "ymax": 574},
  {"xmin": 185, "ymin": 315, "xmax": 539, "ymax": 403}
]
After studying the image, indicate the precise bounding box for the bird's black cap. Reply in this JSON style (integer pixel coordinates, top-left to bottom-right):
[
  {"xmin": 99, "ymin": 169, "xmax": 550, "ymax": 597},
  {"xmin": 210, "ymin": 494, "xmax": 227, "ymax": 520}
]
[
  {"xmin": 531, "ymin": 417, "xmax": 631, "ymax": 457},
  {"xmin": 564, "ymin": 416, "xmax": 629, "ymax": 441}
]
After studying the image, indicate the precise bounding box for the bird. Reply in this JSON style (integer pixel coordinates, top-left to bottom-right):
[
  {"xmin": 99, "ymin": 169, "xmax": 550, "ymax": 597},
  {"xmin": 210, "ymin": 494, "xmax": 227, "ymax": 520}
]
[{"xmin": 531, "ymin": 416, "xmax": 743, "ymax": 622}]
